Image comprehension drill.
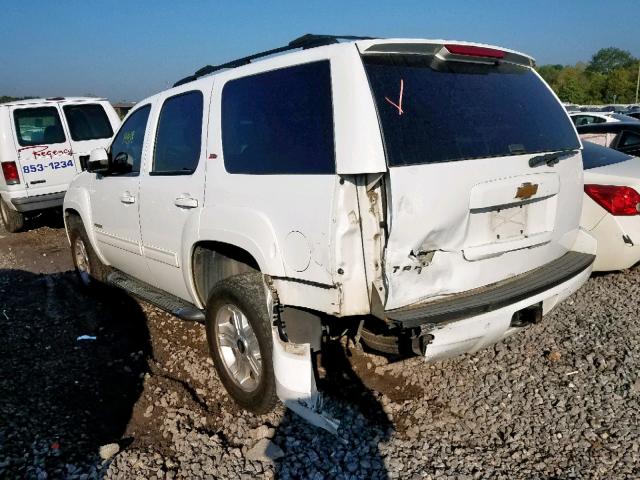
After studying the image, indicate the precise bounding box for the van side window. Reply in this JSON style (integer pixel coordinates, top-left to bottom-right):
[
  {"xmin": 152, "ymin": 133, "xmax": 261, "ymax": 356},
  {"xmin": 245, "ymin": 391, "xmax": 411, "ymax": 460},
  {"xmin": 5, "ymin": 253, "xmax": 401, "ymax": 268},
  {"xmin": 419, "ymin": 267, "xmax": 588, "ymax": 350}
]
[
  {"xmin": 221, "ymin": 61, "xmax": 335, "ymax": 174},
  {"xmin": 14, "ymin": 107, "xmax": 66, "ymax": 146},
  {"xmin": 63, "ymin": 104, "xmax": 114, "ymax": 141},
  {"xmin": 152, "ymin": 91, "xmax": 204, "ymax": 175},
  {"xmin": 109, "ymin": 105, "xmax": 151, "ymax": 174}
]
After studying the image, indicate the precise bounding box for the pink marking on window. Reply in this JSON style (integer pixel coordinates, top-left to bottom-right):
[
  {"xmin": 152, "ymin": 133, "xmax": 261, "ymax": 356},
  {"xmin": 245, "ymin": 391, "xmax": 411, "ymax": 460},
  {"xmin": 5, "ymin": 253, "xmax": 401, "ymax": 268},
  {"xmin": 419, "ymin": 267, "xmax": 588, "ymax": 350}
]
[{"xmin": 384, "ymin": 79, "xmax": 404, "ymax": 115}]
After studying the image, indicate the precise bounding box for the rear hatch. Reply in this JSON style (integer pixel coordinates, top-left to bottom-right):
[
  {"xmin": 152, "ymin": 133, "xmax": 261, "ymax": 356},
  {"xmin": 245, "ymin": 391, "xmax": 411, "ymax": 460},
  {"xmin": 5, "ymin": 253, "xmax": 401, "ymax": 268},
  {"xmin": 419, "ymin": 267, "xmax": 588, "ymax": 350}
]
[
  {"xmin": 360, "ymin": 43, "xmax": 583, "ymax": 310},
  {"xmin": 10, "ymin": 104, "xmax": 78, "ymax": 197}
]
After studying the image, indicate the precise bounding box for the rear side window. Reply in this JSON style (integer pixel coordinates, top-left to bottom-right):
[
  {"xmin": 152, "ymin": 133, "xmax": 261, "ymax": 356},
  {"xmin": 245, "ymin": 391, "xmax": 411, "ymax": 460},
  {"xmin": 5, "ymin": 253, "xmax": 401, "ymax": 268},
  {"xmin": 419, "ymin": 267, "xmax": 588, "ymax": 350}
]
[
  {"xmin": 109, "ymin": 105, "xmax": 151, "ymax": 174},
  {"xmin": 620, "ymin": 131, "xmax": 640, "ymax": 147},
  {"xmin": 63, "ymin": 104, "xmax": 114, "ymax": 141},
  {"xmin": 13, "ymin": 107, "xmax": 66, "ymax": 146},
  {"xmin": 222, "ymin": 61, "xmax": 335, "ymax": 174},
  {"xmin": 153, "ymin": 91, "xmax": 203, "ymax": 175},
  {"xmin": 364, "ymin": 55, "xmax": 580, "ymax": 167},
  {"xmin": 573, "ymin": 115, "xmax": 606, "ymax": 126}
]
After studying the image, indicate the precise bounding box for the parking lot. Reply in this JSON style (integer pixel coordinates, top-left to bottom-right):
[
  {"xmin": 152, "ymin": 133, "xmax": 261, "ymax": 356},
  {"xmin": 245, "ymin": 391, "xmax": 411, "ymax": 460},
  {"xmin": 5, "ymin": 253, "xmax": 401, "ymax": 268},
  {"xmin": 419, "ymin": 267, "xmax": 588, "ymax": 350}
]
[{"xmin": 0, "ymin": 219, "xmax": 637, "ymax": 479}]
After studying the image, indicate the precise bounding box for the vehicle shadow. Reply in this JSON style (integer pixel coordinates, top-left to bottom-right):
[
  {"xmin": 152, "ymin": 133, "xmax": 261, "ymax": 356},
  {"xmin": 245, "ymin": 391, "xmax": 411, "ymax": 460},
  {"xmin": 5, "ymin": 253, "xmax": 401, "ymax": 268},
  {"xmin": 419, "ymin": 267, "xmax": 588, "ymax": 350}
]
[
  {"xmin": 21, "ymin": 207, "xmax": 66, "ymax": 231},
  {"xmin": 273, "ymin": 339, "xmax": 394, "ymax": 479},
  {"xmin": 0, "ymin": 268, "xmax": 151, "ymax": 478}
]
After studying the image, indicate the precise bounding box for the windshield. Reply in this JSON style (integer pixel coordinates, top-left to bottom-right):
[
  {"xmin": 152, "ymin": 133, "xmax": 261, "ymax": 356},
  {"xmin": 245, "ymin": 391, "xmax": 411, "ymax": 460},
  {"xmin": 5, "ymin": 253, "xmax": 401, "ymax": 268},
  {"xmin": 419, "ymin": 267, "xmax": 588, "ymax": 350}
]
[
  {"xmin": 63, "ymin": 104, "xmax": 113, "ymax": 141},
  {"xmin": 363, "ymin": 55, "xmax": 580, "ymax": 167}
]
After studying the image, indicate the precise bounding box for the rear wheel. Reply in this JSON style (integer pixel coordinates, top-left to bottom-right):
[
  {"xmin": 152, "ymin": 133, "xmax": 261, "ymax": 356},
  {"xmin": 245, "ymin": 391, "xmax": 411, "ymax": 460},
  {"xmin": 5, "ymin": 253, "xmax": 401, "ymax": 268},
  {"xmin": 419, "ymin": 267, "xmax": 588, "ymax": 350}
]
[
  {"xmin": 0, "ymin": 197, "xmax": 25, "ymax": 233},
  {"xmin": 67, "ymin": 215, "xmax": 109, "ymax": 287},
  {"xmin": 205, "ymin": 273, "xmax": 277, "ymax": 414}
]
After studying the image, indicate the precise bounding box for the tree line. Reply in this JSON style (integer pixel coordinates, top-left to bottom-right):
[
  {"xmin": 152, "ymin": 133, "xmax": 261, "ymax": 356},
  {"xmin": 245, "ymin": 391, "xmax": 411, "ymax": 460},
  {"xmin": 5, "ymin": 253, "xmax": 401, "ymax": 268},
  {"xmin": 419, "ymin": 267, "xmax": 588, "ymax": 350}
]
[
  {"xmin": 537, "ymin": 47, "xmax": 639, "ymax": 105},
  {"xmin": 0, "ymin": 96, "xmax": 34, "ymax": 104}
]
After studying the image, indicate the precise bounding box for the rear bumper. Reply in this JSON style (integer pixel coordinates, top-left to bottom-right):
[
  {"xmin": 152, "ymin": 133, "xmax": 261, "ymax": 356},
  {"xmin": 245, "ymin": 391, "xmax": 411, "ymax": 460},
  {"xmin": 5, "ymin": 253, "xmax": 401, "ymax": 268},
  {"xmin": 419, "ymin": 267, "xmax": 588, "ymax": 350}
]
[
  {"xmin": 419, "ymin": 261, "xmax": 591, "ymax": 362},
  {"xmin": 374, "ymin": 250, "xmax": 594, "ymax": 362},
  {"xmin": 11, "ymin": 192, "xmax": 65, "ymax": 212},
  {"xmin": 386, "ymin": 251, "xmax": 594, "ymax": 329}
]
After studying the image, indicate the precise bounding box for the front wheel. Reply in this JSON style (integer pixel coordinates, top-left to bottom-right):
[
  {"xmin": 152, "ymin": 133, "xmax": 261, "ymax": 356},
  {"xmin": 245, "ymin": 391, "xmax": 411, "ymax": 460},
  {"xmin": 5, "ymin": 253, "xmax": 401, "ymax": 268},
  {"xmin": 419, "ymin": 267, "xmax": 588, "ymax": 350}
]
[
  {"xmin": 67, "ymin": 216, "xmax": 109, "ymax": 287},
  {"xmin": 205, "ymin": 273, "xmax": 277, "ymax": 414},
  {"xmin": 0, "ymin": 197, "xmax": 25, "ymax": 233}
]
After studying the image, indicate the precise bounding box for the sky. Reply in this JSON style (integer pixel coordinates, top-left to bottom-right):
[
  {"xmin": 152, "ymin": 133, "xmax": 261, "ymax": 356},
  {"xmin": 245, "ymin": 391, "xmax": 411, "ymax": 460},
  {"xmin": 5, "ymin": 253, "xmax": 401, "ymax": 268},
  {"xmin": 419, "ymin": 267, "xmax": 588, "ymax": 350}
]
[{"xmin": 1, "ymin": 0, "xmax": 638, "ymax": 102}]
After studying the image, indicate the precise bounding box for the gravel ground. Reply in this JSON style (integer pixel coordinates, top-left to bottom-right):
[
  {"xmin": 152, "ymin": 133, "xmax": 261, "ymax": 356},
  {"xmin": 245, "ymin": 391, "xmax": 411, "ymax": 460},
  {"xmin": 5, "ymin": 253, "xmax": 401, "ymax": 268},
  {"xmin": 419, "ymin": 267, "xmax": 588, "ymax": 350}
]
[{"xmin": 0, "ymin": 219, "xmax": 638, "ymax": 479}]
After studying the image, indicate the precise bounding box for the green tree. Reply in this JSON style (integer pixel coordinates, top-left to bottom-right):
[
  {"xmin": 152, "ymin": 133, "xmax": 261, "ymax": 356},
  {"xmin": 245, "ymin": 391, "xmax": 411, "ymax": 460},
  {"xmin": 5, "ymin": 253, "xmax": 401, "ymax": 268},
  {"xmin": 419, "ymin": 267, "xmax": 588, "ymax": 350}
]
[
  {"xmin": 556, "ymin": 68, "xmax": 589, "ymax": 104},
  {"xmin": 585, "ymin": 71, "xmax": 607, "ymax": 103},
  {"xmin": 587, "ymin": 47, "xmax": 635, "ymax": 75},
  {"xmin": 605, "ymin": 68, "xmax": 635, "ymax": 102},
  {"xmin": 537, "ymin": 64, "xmax": 564, "ymax": 89}
]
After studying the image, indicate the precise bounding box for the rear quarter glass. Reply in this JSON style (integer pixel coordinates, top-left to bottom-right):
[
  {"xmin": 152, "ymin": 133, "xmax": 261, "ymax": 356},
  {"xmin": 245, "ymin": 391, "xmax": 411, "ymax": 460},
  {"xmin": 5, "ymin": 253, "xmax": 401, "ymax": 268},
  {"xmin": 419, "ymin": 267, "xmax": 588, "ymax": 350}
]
[{"xmin": 363, "ymin": 55, "xmax": 580, "ymax": 167}]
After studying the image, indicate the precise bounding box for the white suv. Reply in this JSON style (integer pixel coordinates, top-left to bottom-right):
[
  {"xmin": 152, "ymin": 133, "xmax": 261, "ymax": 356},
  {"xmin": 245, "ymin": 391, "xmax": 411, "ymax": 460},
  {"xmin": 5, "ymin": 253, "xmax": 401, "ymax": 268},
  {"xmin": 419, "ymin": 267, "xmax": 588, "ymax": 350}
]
[
  {"xmin": 0, "ymin": 97, "xmax": 120, "ymax": 232},
  {"xmin": 64, "ymin": 35, "xmax": 596, "ymax": 430}
]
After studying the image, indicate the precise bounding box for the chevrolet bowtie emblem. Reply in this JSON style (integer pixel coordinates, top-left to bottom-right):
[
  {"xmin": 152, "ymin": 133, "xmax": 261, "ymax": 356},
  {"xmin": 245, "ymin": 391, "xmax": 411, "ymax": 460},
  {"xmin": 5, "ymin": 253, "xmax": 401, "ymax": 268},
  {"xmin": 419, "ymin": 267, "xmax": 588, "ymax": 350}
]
[{"xmin": 515, "ymin": 182, "xmax": 539, "ymax": 200}]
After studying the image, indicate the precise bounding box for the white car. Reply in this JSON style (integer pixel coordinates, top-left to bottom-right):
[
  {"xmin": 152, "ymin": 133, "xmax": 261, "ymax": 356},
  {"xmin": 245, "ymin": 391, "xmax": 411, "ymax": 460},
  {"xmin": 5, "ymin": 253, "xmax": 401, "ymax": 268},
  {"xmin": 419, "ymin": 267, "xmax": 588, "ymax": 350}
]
[
  {"xmin": 63, "ymin": 34, "xmax": 595, "ymax": 430},
  {"xmin": 571, "ymin": 111, "xmax": 639, "ymax": 127},
  {"xmin": 0, "ymin": 97, "xmax": 121, "ymax": 232},
  {"xmin": 581, "ymin": 141, "xmax": 640, "ymax": 271}
]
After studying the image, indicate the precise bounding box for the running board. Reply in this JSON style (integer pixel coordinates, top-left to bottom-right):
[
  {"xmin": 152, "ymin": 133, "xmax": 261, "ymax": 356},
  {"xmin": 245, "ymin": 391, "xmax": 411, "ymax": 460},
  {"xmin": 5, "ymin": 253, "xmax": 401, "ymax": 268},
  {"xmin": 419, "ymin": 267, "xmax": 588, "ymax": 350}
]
[{"xmin": 106, "ymin": 270, "xmax": 205, "ymax": 322}]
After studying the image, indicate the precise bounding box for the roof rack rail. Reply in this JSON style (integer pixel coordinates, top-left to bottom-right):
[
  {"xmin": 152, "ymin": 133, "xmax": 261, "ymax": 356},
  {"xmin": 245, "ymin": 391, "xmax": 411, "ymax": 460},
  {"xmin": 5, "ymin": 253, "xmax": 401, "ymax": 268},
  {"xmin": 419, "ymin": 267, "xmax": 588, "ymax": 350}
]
[{"xmin": 173, "ymin": 34, "xmax": 377, "ymax": 87}]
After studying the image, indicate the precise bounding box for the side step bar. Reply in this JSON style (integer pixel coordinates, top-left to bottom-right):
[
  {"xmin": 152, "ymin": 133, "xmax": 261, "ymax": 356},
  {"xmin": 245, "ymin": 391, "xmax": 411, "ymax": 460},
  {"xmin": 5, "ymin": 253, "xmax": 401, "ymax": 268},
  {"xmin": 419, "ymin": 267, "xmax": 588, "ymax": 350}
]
[{"xmin": 107, "ymin": 270, "xmax": 205, "ymax": 322}]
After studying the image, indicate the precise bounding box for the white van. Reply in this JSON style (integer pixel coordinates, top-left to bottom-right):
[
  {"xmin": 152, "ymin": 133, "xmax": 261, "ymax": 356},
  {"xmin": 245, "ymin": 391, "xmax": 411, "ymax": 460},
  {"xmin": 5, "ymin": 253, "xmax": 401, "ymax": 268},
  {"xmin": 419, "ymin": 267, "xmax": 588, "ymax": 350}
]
[
  {"xmin": 64, "ymin": 35, "xmax": 596, "ymax": 430},
  {"xmin": 0, "ymin": 97, "xmax": 120, "ymax": 232}
]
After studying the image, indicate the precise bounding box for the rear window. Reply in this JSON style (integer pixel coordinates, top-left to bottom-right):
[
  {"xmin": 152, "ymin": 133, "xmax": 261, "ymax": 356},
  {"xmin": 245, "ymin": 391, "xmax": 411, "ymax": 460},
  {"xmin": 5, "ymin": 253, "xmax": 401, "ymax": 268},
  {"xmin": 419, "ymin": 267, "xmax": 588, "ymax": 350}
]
[
  {"xmin": 13, "ymin": 107, "xmax": 66, "ymax": 146},
  {"xmin": 363, "ymin": 55, "xmax": 580, "ymax": 167},
  {"xmin": 582, "ymin": 141, "xmax": 633, "ymax": 169},
  {"xmin": 63, "ymin": 104, "xmax": 114, "ymax": 141}
]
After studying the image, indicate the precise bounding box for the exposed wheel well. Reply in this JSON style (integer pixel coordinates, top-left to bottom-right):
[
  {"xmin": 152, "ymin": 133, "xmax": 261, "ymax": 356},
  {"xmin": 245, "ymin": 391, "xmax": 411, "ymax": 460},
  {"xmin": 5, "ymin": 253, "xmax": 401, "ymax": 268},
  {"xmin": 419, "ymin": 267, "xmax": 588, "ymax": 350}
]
[
  {"xmin": 192, "ymin": 241, "xmax": 260, "ymax": 305},
  {"xmin": 64, "ymin": 208, "xmax": 81, "ymax": 222}
]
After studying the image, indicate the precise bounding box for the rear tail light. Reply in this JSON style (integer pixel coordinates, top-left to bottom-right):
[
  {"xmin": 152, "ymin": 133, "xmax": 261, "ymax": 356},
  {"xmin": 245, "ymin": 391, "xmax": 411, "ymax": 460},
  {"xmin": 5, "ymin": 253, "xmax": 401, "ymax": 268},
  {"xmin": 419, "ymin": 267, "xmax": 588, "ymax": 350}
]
[
  {"xmin": 444, "ymin": 44, "xmax": 505, "ymax": 59},
  {"xmin": 584, "ymin": 184, "xmax": 640, "ymax": 216},
  {"xmin": 1, "ymin": 162, "xmax": 20, "ymax": 185}
]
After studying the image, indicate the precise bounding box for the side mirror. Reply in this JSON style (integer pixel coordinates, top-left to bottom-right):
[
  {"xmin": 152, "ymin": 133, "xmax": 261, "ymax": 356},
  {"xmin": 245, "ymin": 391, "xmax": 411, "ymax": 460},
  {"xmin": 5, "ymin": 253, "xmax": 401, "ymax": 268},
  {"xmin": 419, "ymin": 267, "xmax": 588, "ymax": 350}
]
[{"xmin": 86, "ymin": 148, "xmax": 109, "ymax": 174}]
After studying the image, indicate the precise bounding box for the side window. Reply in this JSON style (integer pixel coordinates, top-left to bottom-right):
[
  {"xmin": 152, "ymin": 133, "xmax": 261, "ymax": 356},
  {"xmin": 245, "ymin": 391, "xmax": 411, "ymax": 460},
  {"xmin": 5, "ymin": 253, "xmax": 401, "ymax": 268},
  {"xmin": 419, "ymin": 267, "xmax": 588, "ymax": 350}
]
[
  {"xmin": 222, "ymin": 61, "xmax": 335, "ymax": 174},
  {"xmin": 109, "ymin": 105, "xmax": 151, "ymax": 174},
  {"xmin": 63, "ymin": 104, "xmax": 114, "ymax": 141},
  {"xmin": 14, "ymin": 107, "xmax": 66, "ymax": 146},
  {"xmin": 152, "ymin": 91, "xmax": 203, "ymax": 175},
  {"xmin": 620, "ymin": 131, "xmax": 640, "ymax": 148}
]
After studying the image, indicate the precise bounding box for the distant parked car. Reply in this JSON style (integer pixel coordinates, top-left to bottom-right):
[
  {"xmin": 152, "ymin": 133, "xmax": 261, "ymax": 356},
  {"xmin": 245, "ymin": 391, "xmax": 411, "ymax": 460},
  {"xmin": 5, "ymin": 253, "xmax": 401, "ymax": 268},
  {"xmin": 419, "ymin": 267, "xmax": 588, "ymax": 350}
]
[
  {"xmin": 581, "ymin": 141, "xmax": 640, "ymax": 271},
  {"xmin": 576, "ymin": 122, "xmax": 640, "ymax": 157},
  {"xmin": 627, "ymin": 111, "xmax": 640, "ymax": 121},
  {"xmin": 570, "ymin": 111, "xmax": 639, "ymax": 126},
  {"xmin": 0, "ymin": 97, "xmax": 120, "ymax": 232}
]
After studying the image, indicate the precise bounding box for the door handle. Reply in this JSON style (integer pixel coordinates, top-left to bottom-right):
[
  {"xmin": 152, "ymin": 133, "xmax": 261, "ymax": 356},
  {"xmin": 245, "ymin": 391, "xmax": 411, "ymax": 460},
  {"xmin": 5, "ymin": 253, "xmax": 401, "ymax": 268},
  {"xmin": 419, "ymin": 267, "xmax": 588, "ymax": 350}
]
[
  {"xmin": 120, "ymin": 192, "xmax": 136, "ymax": 204},
  {"xmin": 174, "ymin": 195, "xmax": 198, "ymax": 209}
]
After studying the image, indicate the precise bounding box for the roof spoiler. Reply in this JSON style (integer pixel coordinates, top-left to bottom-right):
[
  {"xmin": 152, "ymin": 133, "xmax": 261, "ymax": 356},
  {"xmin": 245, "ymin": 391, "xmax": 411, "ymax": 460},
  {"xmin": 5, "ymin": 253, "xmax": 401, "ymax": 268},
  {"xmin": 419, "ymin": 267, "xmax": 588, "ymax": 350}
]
[{"xmin": 362, "ymin": 42, "xmax": 535, "ymax": 68}]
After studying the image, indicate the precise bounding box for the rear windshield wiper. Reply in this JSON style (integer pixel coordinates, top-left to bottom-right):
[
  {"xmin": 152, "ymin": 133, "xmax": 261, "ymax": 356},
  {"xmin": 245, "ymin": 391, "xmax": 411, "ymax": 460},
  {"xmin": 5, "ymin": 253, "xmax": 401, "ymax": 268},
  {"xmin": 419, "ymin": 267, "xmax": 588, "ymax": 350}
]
[{"xmin": 529, "ymin": 149, "xmax": 579, "ymax": 168}]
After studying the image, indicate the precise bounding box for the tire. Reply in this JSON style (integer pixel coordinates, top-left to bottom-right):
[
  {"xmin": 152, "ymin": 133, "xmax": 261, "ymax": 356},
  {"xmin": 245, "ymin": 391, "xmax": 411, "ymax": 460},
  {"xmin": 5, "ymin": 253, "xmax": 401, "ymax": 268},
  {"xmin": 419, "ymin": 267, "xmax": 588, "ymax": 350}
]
[
  {"xmin": 67, "ymin": 215, "xmax": 109, "ymax": 288},
  {"xmin": 205, "ymin": 272, "xmax": 277, "ymax": 414},
  {"xmin": 360, "ymin": 327, "xmax": 401, "ymax": 355},
  {"xmin": 0, "ymin": 197, "xmax": 25, "ymax": 233}
]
